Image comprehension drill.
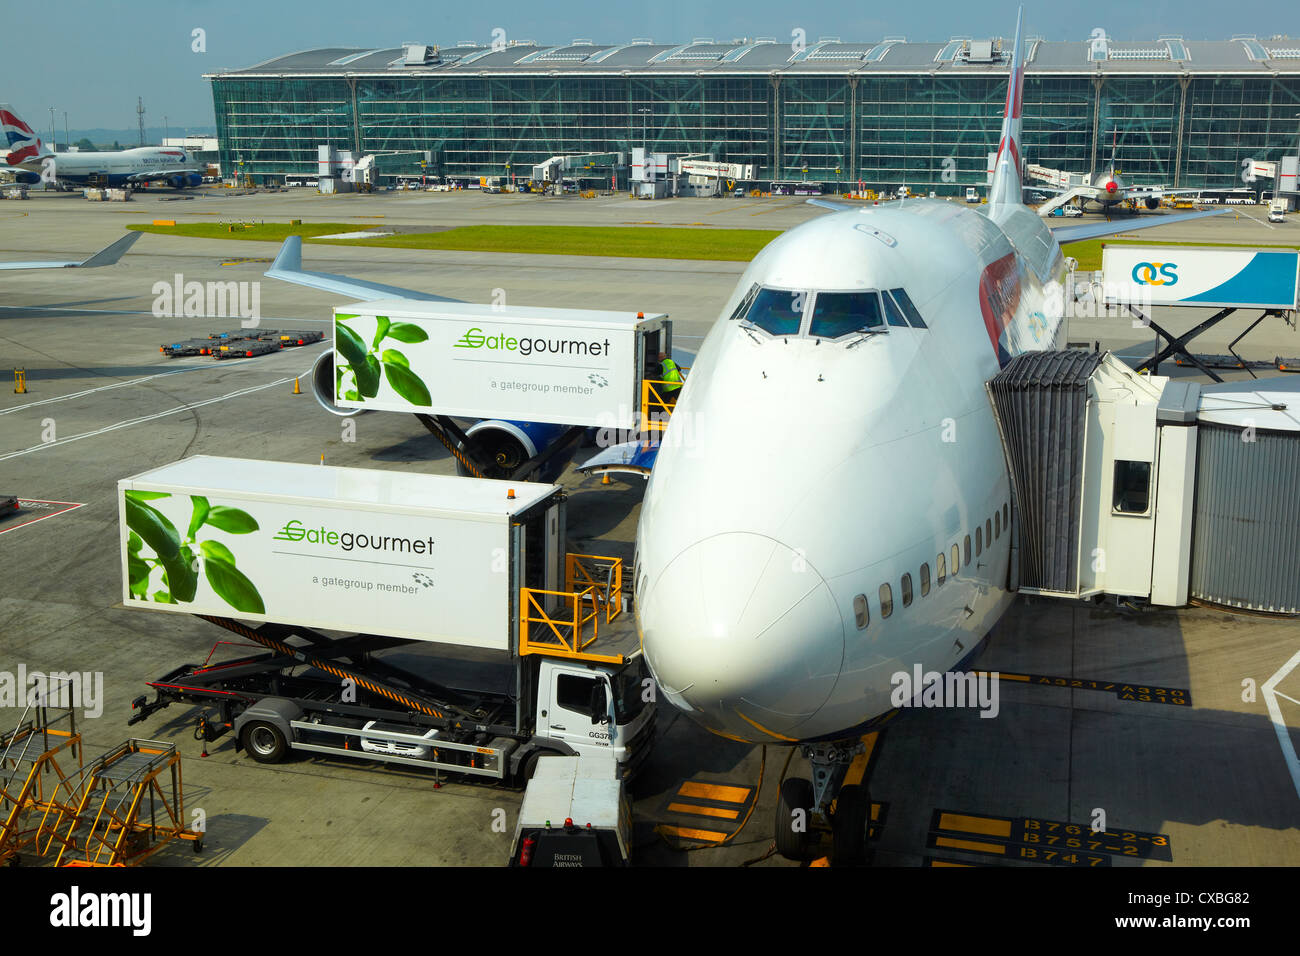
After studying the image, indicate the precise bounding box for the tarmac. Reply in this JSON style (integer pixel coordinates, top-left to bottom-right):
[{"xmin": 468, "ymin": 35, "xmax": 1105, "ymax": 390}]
[{"xmin": 0, "ymin": 186, "xmax": 1297, "ymax": 866}]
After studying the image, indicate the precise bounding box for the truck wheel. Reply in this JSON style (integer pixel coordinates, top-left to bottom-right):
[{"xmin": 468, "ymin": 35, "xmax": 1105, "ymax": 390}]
[
  {"xmin": 241, "ymin": 721, "xmax": 287, "ymax": 764},
  {"xmin": 831, "ymin": 785, "xmax": 873, "ymax": 867},
  {"xmin": 775, "ymin": 777, "xmax": 817, "ymax": 861},
  {"xmin": 520, "ymin": 749, "xmax": 557, "ymax": 785}
]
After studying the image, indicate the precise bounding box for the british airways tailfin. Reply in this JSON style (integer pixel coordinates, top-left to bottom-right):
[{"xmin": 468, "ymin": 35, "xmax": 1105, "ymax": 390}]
[
  {"xmin": 1, "ymin": 103, "xmax": 54, "ymax": 168},
  {"xmin": 987, "ymin": 9, "xmax": 1025, "ymax": 211}
]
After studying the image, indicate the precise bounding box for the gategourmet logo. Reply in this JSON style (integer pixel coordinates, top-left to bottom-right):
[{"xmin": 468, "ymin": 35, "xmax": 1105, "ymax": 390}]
[
  {"xmin": 273, "ymin": 519, "xmax": 434, "ymax": 556},
  {"xmin": 453, "ymin": 326, "xmax": 612, "ymax": 358}
]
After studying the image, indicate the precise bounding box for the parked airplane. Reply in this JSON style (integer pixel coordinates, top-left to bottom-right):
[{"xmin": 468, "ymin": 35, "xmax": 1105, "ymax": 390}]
[
  {"xmin": 0, "ymin": 232, "xmax": 139, "ymax": 270},
  {"xmin": 259, "ymin": 10, "xmax": 1225, "ymax": 867},
  {"xmin": 1028, "ymin": 129, "xmax": 1198, "ymax": 216},
  {"xmin": 629, "ymin": 10, "xmax": 1226, "ymax": 865},
  {"xmin": 1, "ymin": 104, "xmax": 202, "ymax": 189}
]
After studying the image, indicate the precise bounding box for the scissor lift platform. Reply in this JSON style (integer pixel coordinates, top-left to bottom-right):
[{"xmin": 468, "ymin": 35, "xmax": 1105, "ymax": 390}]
[{"xmin": 0, "ymin": 706, "xmax": 84, "ymax": 866}]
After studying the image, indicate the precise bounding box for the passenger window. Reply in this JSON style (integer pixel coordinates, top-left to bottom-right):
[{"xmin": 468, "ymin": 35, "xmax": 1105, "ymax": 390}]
[
  {"xmin": 809, "ymin": 291, "xmax": 885, "ymax": 339},
  {"xmin": 1113, "ymin": 461, "xmax": 1152, "ymax": 514},
  {"xmin": 976, "ymin": 526, "xmax": 982, "ymax": 556},
  {"xmin": 951, "ymin": 544, "xmax": 960, "ymax": 575},
  {"xmin": 936, "ymin": 553, "xmax": 946, "ymax": 585},
  {"xmin": 738, "ymin": 287, "xmax": 805, "ymax": 336},
  {"xmin": 889, "ymin": 288, "xmax": 928, "ymax": 328},
  {"xmin": 879, "ymin": 583, "xmax": 893, "ymax": 619},
  {"xmin": 995, "ymin": 512, "xmax": 1000, "ymax": 539},
  {"xmin": 920, "ymin": 563, "xmax": 931, "ymax": 596},
  {"xmin": 853, "ymin": 594, "xmax": 869, "ymax": 630},
  {"xmin": 986, "ymin": 518, "xmax": 992, "ymax": 544},
  {"xmin": 901, "ymin": 573, "xmax": 913, "ymax": 608},
  {"xmin": 881, "ymin": 290, "xmax": 909, "ymax": 327},
  {"xmin": 964, "ymin": 535, "xmax": 972, "ymax": 566}
]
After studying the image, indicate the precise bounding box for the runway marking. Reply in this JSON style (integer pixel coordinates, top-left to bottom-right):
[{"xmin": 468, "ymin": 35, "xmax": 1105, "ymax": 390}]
[
  {"xmin": 0, "ymin": 376, "xmax": 296, "ymax": 462},
  {"xmin": 666, "ymin": 802, "xmax": 740, "ymax": 820},
  {"xmin": 929, "ymin": 809, "xmax": 1170, "ymax": 862},
  {"xmin": 0, "ymin": 361, "xmax": 259, "ymax": 416},
  {"xmin": 1261, "ymin": 647, "xmax": 1300, "ymax": 805},
  {"xmin": 926, "ymin": 833, "xmax": 1111, "ymax": 867},
  {"xmin": 925, "ymin": 856, "xmax": 977, "ymax": 867},
  {"xmin": 677, "ymin": 781, "xmax": 751, "ymax": 803},
  {"xmin": 0, "ymin": 499, "xmax": 85, "ymax": 536},
  {"xmin": 974, "ymin": 669, "xmax": 1191, "ymax": 706},
  {"xmin": 658, "ymin": 779, "xmax": 756, "ymax": 844},
  {"xmin": 657, "ymin": 825, "xmax": 728, "ymax": 843}
]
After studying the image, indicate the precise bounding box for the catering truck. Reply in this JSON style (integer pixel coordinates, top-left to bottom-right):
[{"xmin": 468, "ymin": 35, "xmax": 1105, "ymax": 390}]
[{"xmin": 122, "ymin": 456, "xmax": 654, "ymax": 783}]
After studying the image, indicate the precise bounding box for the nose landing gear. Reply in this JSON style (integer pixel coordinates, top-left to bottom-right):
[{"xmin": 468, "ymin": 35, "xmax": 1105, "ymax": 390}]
[{"xmin": 774, "ymin": 735, "xmax": 879, "ymax": 866}]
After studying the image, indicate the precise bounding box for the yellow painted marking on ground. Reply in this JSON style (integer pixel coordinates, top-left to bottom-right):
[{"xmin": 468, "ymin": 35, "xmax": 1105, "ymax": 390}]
[
  {"xmin": 935, "ymin": 836, "xmax": 1006, "ymax": 855},
  {"xmin": 667, "ymin": 802, "xmax": 741, "ymax": 820},
  {"xmin": 976, "ymin": 670, "xmax": 1029, "ymax": 681},
  {"xmin": 843, "ymin": 732, "xmax": 879, "ymax": 787},
  {"xmin": 809, "ymin": 857, "xmax": 830, "ymax": 867},
  {"xmin": 871, "ymin": 803, "xmax": 882, "ymax": 822},
  {"xmin": 938, "ymin": 813, "xmax": 1012, "ymax": 837},
  {"xmin": 929, "ymin": 859, "xmax": 972, "ymax": 867},
  {"xmin": 677, "ymin": 781, "xmax": 752, "ymax": 804},
  {"xmin": 734, "ymin": 709, "xmax": 797, "ymax": 741},
  {"xmin": 749, "ymin": 205, "xmax": 790, "ymax": 215},
  {"xmin": 659, "ymin": 825, "xmax": 728, "ymax": 843}
]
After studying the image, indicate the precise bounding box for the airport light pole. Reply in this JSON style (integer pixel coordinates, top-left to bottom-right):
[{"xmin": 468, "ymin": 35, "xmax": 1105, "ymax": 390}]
[{"xmin": 49, "ymin": 107, "xmax": 56, "ymax": 151}]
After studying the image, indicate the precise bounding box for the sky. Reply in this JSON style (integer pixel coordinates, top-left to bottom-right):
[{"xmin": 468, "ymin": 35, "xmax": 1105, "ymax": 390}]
[{"xmin": 5, "ymin": 0, "xmax": 1298, "ymax": 133}]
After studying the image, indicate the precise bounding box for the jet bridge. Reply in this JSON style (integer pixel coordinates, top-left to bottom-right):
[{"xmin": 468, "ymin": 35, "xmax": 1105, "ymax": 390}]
[{"xmin": 989, "ymin": 350, "xmax": 1300, "ymax": 614}]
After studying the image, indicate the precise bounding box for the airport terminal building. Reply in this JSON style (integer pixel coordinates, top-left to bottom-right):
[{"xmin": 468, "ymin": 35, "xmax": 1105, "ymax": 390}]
[{"xmin": 207, "ymin": 35, "xmax": 1300, "ymax": 192}]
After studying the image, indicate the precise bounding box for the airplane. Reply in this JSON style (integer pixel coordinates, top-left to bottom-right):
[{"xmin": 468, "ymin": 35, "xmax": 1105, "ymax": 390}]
[
  {"xmin": 258, "ymin": 10, "xmax": 1226, "ymax": 866},
  {"xmin": 1028, "ymin": 129, "xmax": 1199, "ymax": 216},
  {"xmin": 2, "ymin": 104, "xmax": 203, "ymax": 189},
  {"xmin": 0, "ymin": 232, "xmax": 139, "ymax": 270}
]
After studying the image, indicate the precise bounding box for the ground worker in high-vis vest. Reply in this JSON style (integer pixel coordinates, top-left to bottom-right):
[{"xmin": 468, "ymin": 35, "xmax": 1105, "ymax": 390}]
[{"xmin": 658, "ymin": 351, "xmax": 682, "ymax": 410}]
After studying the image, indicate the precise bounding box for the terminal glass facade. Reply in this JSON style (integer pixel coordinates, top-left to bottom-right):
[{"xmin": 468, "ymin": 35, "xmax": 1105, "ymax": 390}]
[{"xmin": 212, "ymin": 72, "xmax": 1300, "ymax": 192}]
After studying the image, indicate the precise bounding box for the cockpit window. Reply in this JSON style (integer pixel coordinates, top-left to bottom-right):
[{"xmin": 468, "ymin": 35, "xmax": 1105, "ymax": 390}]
[
  {"xmin": 729, "ymin": 283, "xmax": 760, "ymax": 321},
  {"xmin": 888, "ymin": 288, "xmax": 928, "ymax": 329},
  {"xmin": 881, "ymin": 290, "xmax": 909, "ymax": 327},
  {"xmin": 736, "ymin": 287, "xmax": 805, "ymax": 336},
  {"xmin": 808, "ymin": 292, "xmax": 884, "ymax": 339}
]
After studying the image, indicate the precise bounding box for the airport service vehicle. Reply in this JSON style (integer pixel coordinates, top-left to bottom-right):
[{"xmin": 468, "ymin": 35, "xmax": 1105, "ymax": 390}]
[
  {"xmin": 509, "ymin": 755, "xmax": 631, "ymax": 866},
  {"xmin": 1269, "ymin": 200, "xmax": 1287, "ymax": 223},
  {"xmin": 121, "ymin": 456, "xmax": 655, "ymax": 784},
  {"xmin": 965, "ymin": 187, "xmax": 979, "ymax": 203},
  {"xmin": 2, "ymin": 104, "xmax": 203, "ymax": 189},
  {"xmin": 292, "ymin": 292, "xmax": 671, "ymax": 480}
]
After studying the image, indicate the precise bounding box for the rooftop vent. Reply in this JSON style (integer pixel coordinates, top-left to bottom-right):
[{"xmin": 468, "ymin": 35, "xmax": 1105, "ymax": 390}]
[{"xmin": 402, "ymin": 43, "xmax": 439, "ymax": 65}]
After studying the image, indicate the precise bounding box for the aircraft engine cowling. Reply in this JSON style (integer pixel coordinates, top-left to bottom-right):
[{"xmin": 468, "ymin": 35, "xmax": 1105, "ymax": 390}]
[
  {"xmin": 1145, "ymin": 197, "xmax": 1160, "ymax": 210},
  {"xmin": 309, "ymin": 350, "xmax": 360, "ymax": 417},
  {"xmin": 11, "ymin": 171, "xmax": 40, "ymax": 185},
  {"xmin": 170, "ymin": 173, "xmax": 202, "ymax": 188},
  {"xmin": 457, "ymin": 420, "xmax": 573, "ymax": 481}
]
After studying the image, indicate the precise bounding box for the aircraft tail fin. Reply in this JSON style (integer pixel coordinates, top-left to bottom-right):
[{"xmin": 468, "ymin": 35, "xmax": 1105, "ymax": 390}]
[
  {"xmin": 1, "ymin": 104, "xmax": 54, "ymax": 167},
  {"xmin": 987, "ymin": 9, "xmax": 1026, "ymax": 210}
]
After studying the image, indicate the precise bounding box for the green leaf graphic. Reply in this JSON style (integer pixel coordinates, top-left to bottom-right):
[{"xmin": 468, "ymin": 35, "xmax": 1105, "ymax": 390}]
[
  {"xmin": 128, "ymin": 554, "xmax": 150, "ymax": 597},
  {"xmin": 188, "ymin": 496, "xmax": 210, "ymax": 539},
  {"xmin": 152, "ymin": 590, "xmax": 176, "ymax": 604},
  {"xmin": 335, "ymin": 319, "xmax": 368, "ymax": 366},
  {"xmin": 200, "ymin": 539, "xmax": 237, "ymax": 565},
  {"xmin": 125, "ymin": 490, "xmax": 171, "ymax": 501},
  {"xmin": 205, "ymin": 506, "xmax": 259, "ymax": 534},
  {"xmin": 383, "ymin": 360, "xmax": 432, "ymax": 406},
  {"xmin": 344, "ymin": 388, "xmax": 360, "ymax": 401},
  {"xmin": 127, "ymin": 531, "xmax": 143, "ymax": 555},
  {"xmin": 386, "ymin": 322, "xmax": 428, "ymax": 344},
  {"xmin": 205, "ymin": 554, "xmax": 266, "ymax": 614},
  {"xmin": 125, "ymin": 496, "xmax": 181, "ymax": 561},
  {"xmin": 355, "ymin": 352, "xmax": 381, "ymax": 398},
  {"xmin": 371, "ymin": 315, "xmax": 391, "ymax": 349},
  {"xmin": 335, "ymin": 363, "xmax": 345, "ymax": 398},
  {"xmin": 164, "ymin": 544, "xmax": 199, "ymax": 602},
  {"xmin": 380, "ymin": 348, "xmax": 409, "ymax": 368}
]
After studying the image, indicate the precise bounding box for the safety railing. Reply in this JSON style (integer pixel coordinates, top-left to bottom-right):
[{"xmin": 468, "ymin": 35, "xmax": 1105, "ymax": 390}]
[
  {"xmin": 566, "ymin": 553, "xmax": 624, "ymax": 626},
  {"xmin": 641, "ymin": 367, "xmax": 689, "ymax": 432}
]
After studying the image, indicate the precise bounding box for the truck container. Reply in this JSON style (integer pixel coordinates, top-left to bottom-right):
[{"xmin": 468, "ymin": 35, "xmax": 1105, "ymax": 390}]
[
  {"xmin": 510, "ymin": 755, "xmax": 631, "ymax": 866},
  {"xmin": 122, "ymin": 456, "xmax": 654, "ymax": 783},
  {"xmin": 328, "ymin": 300, "xmax": 670, "ymax": 431}
]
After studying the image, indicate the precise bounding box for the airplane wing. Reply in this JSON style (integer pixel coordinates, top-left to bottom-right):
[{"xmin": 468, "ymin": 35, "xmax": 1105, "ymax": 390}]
[
  {"xmin": 0, "ymin": 231, "xmax": 140, "ymax": 270},
  {"xmin": 806, "ymin": 198, "xmax": 858, "ymax": 213},
  {"xmin": 264, "ymin": 235, "xmax": 459, "ymax": 302},
  {"xmin": 1123, "ymin": 186, "xmax": 1200, "ymax": 200},
  {"xmin": 1051, "ymin": 207, "xmax": 1230, "ymax": 244}
]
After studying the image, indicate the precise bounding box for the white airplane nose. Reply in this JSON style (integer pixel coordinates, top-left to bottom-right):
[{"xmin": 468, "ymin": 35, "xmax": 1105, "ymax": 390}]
[{"xmin": 639, "ymin": 532, "xmax": 845, "ymax": 741}]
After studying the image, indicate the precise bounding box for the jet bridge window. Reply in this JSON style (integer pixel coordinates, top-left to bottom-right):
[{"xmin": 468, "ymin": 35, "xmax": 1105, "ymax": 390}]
[
  {"xmin": 809, "ymin": 291, "xmax": 885, "ymax": 339},
  {"xmin": 1113, "ymin": 461, "xmax": 1152, "ymax": 514},
  {"xmin": 735, "ymin": 287, "xmax": 805, "ymax": 336}
]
